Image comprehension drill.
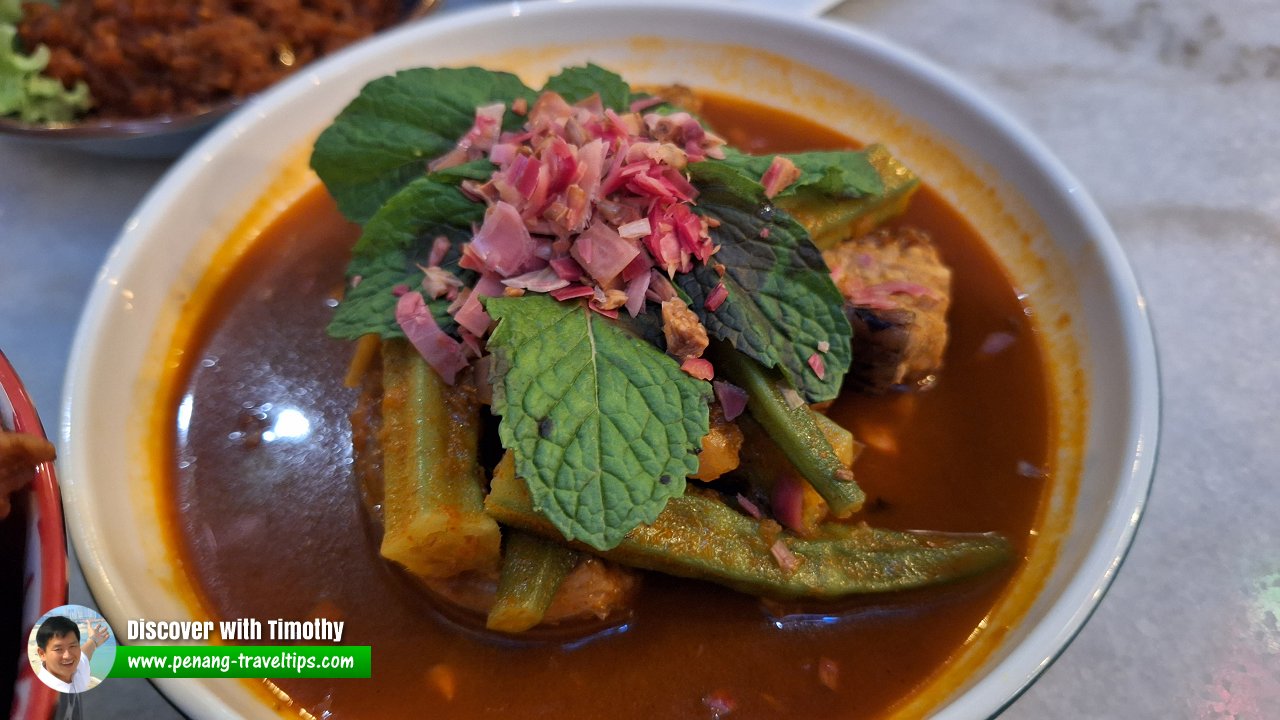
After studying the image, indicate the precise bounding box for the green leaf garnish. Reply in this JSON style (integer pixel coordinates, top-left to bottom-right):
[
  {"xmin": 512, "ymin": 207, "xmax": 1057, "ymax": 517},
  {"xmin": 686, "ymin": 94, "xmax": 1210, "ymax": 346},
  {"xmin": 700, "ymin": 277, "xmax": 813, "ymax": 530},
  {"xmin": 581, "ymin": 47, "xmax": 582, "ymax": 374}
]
[
  {"xmin": 542, "ymin": 63, "xmax": 636, "ymax": 111},
  {"xmin": 311, "ymin": 67, "xmax": 536, "ymax": 224},
  {"xmin": 327, "ymin": 241, "xmax": 472, "ymax": 342},
  {"xmin": 485, "ymin": 294, "xmax": 711, "ymax": 551},
  {"xmin": 327, "ymin": 172, "xmax": 481, "ymax": 340},
  {"xmin": 681, "ymin": 159, "xmax": 853, "ymax": 402},
  {"xmin": 716, "ymin": 147, "xmax": 885, "ymax": 201},
  {"xmin": 310, "ymin": 63, "xmax": 910, "ymax": 550},
  {"xmin": 351, "ymin": 170, "xmax": 485, "ymax": 259}
]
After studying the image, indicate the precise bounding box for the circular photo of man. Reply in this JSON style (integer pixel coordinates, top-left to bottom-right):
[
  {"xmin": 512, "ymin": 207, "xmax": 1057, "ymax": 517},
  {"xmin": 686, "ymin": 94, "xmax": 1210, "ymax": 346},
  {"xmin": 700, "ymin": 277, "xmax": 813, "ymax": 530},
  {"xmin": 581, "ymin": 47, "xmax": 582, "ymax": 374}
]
[{"xmin": 28, "ymin": 604, "xmax": 115, "ymax": 695}]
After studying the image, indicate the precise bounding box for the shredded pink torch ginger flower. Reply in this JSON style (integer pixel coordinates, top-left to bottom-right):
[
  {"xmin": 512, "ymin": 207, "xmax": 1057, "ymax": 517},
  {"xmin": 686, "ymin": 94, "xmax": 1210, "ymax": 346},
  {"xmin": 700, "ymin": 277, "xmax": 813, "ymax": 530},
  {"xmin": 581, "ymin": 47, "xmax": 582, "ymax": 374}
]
[
  {"xmin": 395, "ymin": 292, "xmax": 469, "ymax": 385},
  {"xmin": 760, "ymin": 155, "xmax": 801, "ymax": 199},
  {"xmin": 807, "ymin": 353, "xmax": 826, "ymax": 380},
  {"xmin": 770, "ymin": 539, "xmax": 802, "ymax": 574},
  {"xmin": 403, "ymin": 88, "xmax": 730, "ymax": 383},
  {"xmin": 680, "ymin": 357, "xmax": 714, "ymax": 381},
  {"xmin": 712, "ymin": 380, "xmax": 748, "ymax": 422}
]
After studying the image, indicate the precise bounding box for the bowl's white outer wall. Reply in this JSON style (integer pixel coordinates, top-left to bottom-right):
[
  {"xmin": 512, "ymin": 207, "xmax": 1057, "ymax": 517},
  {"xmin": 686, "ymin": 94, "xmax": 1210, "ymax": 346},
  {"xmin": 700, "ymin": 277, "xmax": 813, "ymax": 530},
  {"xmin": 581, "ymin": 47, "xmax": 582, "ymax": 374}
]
[{"xmin": 60, "ymin": 1, "xmax": 1158, "ymax": 718}]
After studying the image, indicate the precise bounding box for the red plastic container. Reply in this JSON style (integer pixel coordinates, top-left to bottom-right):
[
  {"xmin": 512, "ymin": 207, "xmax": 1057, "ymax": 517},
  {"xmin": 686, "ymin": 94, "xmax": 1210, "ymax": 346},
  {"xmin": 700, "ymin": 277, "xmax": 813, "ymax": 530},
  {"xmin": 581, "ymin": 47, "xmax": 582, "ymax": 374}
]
[{"xmin": 1, "ymin": 350, "xmax": 66, "ymax": 720}]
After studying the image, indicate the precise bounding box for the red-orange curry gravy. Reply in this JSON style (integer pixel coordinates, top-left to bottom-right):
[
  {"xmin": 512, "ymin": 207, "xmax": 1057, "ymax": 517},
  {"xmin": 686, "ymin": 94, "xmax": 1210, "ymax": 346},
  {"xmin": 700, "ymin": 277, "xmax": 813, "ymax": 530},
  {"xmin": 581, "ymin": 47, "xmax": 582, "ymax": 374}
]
[{"xmin": 161, "ymin": 94, "xmax": 1051, "ymax": 719}]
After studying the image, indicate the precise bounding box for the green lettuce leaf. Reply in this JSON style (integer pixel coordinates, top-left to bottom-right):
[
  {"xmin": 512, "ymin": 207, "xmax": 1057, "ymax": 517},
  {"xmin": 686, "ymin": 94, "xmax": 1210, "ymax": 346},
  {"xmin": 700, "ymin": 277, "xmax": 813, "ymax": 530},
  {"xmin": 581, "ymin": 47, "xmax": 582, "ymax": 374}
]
[
  {"xmin": 0, "ymin": 1, "xmax": 20, "ymax": 24},
  {"xmin": 0, "ymin": 23, "xmax": 92, "ymax": 123},
  {"xmin": 680, "ymin": 159, "xmax": 852, "ymax": 402},
  {"xmin": 716, "ymin": 147, "xmax": 884, "ymax": 201},
  {"xmin": 310, "ymin": 67, "xmax": 536, "ymax": 224},
  {"xmin": 485, "ymin": 294, "xmax": 711, "ymax": 551}
]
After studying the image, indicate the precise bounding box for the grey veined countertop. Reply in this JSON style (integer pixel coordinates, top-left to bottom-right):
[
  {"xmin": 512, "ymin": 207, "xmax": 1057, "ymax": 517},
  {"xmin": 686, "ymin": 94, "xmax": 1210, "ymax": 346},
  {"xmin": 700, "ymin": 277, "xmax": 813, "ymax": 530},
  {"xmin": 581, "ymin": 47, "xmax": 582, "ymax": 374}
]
[{"xmin": 2, "ymin": 1, "xmax": 1277, "ymax": 718}]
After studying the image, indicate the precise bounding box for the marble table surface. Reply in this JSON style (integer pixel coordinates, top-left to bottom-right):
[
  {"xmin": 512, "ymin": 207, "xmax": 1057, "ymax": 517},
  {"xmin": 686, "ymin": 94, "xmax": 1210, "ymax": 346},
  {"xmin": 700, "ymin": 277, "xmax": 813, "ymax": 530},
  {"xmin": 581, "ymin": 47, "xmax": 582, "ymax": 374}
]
[{"xmin": 2, "ymin": 0, "xmax": 1277, "ymax": 718}]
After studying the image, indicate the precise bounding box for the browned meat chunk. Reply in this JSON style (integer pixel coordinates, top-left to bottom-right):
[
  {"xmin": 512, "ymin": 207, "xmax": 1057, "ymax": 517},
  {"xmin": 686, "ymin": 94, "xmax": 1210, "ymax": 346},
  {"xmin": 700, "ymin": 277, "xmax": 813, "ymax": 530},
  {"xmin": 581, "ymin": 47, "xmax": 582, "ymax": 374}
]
[
  {"xmin": 422, "ymin": 555, "xmax": 640, "ymax": 627},
  {"xmin": 661, "ymin": 297, "xmax": 709, "ymax": 361},
  {"xmin": 0, "ymin": 431, "xmax": 56, "ymax": 520},
  {"xmin": 538, "ymin": 555, "xmax": 640, "ymax": 624},
  {"xmin": 823, "ymin": 228, "xmax": 952, "ymax": 393},
  {"xmin": 19, "ymin": 0, "xmax": 404, "ymax": 119}
]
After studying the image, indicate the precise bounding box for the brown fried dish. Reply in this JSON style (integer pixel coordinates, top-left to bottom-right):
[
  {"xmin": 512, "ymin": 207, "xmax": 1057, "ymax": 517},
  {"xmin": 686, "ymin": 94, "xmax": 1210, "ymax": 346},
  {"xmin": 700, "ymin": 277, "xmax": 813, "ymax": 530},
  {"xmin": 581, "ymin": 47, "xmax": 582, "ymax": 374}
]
[{"xmin": 17, "ymin": 0, "xmax": 402, "ymax": 118}]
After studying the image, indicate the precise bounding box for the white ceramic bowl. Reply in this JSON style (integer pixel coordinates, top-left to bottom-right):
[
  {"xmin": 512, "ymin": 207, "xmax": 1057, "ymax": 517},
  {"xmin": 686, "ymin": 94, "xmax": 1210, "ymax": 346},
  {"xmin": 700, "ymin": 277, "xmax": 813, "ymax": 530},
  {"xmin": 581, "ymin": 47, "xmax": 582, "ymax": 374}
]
[{"xmin": 61, "ymin": 1, "xmax": 1158, "ymax": 717}]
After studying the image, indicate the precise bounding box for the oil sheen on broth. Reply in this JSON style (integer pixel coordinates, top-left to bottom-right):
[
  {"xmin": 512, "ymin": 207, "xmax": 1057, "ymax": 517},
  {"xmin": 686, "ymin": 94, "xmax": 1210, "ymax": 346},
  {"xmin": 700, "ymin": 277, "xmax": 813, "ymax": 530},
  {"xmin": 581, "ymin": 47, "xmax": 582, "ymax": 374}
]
[{"xmin": 163, "ymin": 93, "xmax": 1050, "ymax": 719}]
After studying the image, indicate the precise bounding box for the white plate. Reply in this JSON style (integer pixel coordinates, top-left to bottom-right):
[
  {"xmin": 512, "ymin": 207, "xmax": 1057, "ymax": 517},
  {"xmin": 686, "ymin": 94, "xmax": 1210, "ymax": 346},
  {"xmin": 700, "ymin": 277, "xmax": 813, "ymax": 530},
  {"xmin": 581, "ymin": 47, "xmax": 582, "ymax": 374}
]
[{"xmin": 61, "ymin": 1, "xmax": 1158, "ymax": 717}]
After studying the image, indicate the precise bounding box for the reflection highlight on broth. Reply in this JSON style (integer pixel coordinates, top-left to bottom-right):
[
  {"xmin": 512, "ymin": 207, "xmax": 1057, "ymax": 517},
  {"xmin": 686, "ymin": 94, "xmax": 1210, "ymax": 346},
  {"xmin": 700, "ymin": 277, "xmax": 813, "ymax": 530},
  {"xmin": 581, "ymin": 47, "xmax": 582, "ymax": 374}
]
[{"xmin": 160, "ymin": 69, "xmax": 1051, "ymax": 719}]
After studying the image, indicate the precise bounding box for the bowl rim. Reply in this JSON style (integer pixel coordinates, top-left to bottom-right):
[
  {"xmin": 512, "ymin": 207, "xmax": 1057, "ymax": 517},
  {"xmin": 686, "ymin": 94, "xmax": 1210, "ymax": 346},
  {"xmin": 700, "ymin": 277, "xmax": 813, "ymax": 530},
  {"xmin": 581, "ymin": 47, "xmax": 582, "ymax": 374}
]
[
  {"xmin": 0, "ymin": 349, "xmax": 66, "ymax": 720},
  {"xmin": 59, "ymin": 1, "xmax": 1160, "ymax": 717}
]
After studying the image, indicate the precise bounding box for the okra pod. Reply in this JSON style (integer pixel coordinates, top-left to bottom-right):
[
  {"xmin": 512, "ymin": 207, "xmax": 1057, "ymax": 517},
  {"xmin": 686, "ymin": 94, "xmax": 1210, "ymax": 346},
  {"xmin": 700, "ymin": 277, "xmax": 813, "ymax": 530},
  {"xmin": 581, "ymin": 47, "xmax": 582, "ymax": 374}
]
[
  {"xmin": 486, "ymin": 465, "xmax": 1011, "ymax": 599},
  {"xmin": 734, "ymin": 416, "xmax": 829, "ymax": 537},
  {"xmin": 778, "ymin": 144, "xmax": 920, "ymax": 250},
  {"xmin": 713, "ymin": 347, "xmax": 864, "ymax": 517},
  {"xmin": 486, "ymin": 530, "xmax": 580, "ymax": 633},
  {"xmin": 379, "ymin": 339, "xmax": 501, "ymax": 579}
]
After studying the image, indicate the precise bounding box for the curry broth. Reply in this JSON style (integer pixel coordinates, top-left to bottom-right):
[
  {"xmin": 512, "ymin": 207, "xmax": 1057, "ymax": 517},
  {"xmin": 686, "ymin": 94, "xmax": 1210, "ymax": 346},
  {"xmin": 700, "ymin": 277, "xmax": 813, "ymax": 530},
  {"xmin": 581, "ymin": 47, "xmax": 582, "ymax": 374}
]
[{"xmin": 163, "ymin": 94, "xmax": 1050, "ymax": 719}]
